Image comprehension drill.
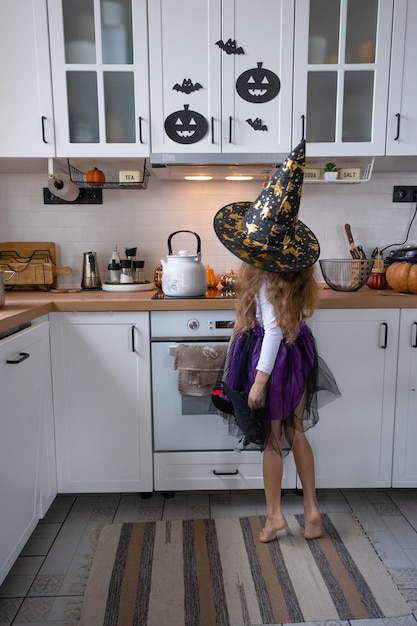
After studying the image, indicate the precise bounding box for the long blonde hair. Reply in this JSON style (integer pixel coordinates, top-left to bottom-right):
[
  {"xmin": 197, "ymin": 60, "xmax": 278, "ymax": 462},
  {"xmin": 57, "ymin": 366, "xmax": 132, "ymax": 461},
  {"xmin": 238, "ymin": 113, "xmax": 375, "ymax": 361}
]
[{"xmin": 234, "ymin": 262, "xmax": 318, "ymax": 344}]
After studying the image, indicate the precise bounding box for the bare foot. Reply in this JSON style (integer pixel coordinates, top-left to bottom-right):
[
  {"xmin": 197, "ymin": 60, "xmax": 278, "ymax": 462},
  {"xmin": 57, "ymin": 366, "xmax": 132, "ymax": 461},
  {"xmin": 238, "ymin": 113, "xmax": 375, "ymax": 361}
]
[
  {"xmin": 259, "ymin": 515, "xmax": 287, "ymax": 543},
  {"xmin": 299, "ymin": 507, "xmax": 323, "ymax": 539}
]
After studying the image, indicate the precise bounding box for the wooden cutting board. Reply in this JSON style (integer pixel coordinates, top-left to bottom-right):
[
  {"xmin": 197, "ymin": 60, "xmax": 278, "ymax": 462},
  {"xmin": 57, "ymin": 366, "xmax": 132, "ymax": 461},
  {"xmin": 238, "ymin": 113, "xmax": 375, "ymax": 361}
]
[{"xmin": 0, "ymin": 242, "xmax": 71, "ymax": 289}]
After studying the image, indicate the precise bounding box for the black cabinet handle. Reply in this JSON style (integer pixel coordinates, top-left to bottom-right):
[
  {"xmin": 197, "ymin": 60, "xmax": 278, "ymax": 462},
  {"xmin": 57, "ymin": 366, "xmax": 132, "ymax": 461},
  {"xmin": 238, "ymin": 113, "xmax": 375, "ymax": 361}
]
[
  {"xmin": 6, "ymin": 352, "xmax": 30, "ymax": 364},
  {"xmin": 394, "ymin": 113, "xmax": 400, "ymax": 141},
  {"xmin": 211, "ymin": 117, "xmax": 214, "ymax": 144},
  {"xmin": 301, "ymin": 114, "xmax": 305, "ymax": 141},
  {"xmin": 380, "ymin": 322, "xmax": 388, "ymax": 349},
  {"xmin": 212, "ymin": 469, "xmax": 239, "ymax": 476},
  {"xmin": 131, "ymin": 325, "xmax": 137, "ymax": 353},
  {"xmin": 138, "ymin": 116, "xmax": 143, "ymax": 144},
  {"xmin": 41, "ymin": 116, "xmax": 47, "ymax": 143},
  {"xmin": 412, "ymin": 321, "xmax": 417, "ymax": 348},
  {"xmin": 229, "ymin": 116, "xmax": 232, "ymax": 143}
]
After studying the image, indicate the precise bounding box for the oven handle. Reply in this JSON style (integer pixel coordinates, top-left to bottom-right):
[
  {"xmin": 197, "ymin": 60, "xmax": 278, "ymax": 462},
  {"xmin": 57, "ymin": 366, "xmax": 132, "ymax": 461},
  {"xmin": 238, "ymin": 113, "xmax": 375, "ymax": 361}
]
[
  {"xmin": 212, "ymin": 469, "xmax": 239, "ymax": 476},
  {"xmin": 167, "ymin": 341, "xmax": 230, "ymax": 356}
]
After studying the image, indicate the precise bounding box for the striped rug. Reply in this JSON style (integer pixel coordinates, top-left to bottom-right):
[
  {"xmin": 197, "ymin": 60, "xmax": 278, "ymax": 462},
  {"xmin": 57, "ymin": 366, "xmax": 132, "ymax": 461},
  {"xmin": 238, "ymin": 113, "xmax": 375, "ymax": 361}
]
[{"xmin": 79, "ymin": 513, "xmax": 410, "ymax": 626}]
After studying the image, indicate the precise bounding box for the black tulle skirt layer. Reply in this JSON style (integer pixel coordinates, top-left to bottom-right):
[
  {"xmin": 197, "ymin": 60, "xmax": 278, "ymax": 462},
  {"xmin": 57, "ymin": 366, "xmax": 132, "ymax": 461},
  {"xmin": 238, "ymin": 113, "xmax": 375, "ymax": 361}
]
[{"xmin": 223, "ymin": 325, "xmax": 340, "ymax": 455}]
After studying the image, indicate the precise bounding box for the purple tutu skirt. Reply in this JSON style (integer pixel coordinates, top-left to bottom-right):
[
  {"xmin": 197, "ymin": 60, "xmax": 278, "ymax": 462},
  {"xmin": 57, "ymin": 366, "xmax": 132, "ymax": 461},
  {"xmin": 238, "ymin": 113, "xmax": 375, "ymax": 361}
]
[{"xmin": 223, "ymin": 325, "xmax": 340, "ymax": 453}]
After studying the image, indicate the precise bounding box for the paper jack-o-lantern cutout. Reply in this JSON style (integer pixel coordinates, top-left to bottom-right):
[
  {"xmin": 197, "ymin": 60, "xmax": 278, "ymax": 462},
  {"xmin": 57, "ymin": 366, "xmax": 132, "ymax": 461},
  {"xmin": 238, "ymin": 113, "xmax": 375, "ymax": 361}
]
[
  {"xmin": 164, "ymin": 105, "xmax": 209, "ymax": 144},
  {"xmin": 236, "ymin": 62, "xmax": 280, "ymax": 103}
]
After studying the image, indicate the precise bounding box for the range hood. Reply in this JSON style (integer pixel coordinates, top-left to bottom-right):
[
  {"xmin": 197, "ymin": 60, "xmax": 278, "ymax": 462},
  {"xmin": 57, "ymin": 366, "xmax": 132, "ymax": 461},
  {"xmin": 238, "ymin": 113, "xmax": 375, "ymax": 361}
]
[{"xmin": 150, "ymin": 153, "xmax": 283, "ymax": 180}]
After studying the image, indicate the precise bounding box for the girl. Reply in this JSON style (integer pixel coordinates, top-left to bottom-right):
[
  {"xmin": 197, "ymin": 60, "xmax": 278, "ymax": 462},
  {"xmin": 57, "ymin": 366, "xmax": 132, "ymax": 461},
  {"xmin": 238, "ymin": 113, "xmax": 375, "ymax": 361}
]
[{"xmin": 213, "ymin": 141, "xmax": 340, "ymax": 543}]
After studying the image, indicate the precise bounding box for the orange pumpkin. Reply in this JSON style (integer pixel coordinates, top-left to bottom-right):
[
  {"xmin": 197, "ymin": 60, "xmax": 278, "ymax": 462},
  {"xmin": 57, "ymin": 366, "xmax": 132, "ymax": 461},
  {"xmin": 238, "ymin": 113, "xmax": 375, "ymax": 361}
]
[
  {"xmin": 386, "ymin": 261, "xmax": 417, "ymax": 293},
  {"xmin": 205, "ymin": 264, "xmax": 218, "ymax": 288},
  {"xmin": 86, "ymin": 167, "xmax": 105, "ymax": 186}
]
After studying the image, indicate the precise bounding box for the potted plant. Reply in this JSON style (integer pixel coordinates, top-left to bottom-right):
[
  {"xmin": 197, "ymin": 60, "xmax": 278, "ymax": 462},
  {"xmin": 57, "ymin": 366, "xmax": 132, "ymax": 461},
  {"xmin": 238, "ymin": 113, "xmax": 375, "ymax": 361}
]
[{"xmin": 323, "ymin": 162, "xmax": 339, "ymax": 181}]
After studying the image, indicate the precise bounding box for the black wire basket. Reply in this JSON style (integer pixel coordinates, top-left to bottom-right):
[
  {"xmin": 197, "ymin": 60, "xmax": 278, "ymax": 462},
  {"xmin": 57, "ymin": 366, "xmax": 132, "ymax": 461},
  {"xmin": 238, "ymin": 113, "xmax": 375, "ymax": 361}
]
[{"xmin": 319, "ymin": 259, "xmax": 374, "ymax": 291}]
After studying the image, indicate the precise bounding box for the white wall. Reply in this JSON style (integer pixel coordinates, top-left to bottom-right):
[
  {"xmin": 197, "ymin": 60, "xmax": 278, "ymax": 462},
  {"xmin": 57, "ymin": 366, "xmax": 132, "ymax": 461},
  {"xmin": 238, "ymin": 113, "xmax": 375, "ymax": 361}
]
[{"xmin": 1, "ymin": 169, "xmax": 417, "ymax": 288}]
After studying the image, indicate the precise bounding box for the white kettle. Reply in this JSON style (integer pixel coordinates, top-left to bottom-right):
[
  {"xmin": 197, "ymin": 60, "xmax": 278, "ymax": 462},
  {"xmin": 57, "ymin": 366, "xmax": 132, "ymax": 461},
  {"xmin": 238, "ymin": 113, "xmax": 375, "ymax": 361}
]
[{"xmin": 161, "ymin": 230, "xmax": 207, "ymax": 297}]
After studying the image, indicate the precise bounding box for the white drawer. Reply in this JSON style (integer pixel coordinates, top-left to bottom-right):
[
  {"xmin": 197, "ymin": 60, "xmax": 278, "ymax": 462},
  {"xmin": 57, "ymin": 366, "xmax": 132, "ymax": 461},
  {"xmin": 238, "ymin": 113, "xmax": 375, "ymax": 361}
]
[{"xmin": 153, "ymin": 450, "xmax": 296, "ymax": 491}]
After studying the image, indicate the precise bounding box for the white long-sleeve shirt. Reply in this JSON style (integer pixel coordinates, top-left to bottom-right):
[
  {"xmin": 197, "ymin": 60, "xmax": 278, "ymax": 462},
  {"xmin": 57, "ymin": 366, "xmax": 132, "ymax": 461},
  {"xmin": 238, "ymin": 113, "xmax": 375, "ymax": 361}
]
[{"xmin": 255, "ymin": 283, "xmax": 283, "ymax": 375}]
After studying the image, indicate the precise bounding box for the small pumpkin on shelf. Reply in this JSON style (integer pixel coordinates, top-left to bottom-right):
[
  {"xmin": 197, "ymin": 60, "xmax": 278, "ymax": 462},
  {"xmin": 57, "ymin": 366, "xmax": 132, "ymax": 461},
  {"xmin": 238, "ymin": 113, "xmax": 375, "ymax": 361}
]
[
  {"xmin": 386, "ymin": 261, "xmax": 417, "ymax": 293},
  {"xmin": 86, "ymin": 167, "xmax": 106, "ymax": 187}
]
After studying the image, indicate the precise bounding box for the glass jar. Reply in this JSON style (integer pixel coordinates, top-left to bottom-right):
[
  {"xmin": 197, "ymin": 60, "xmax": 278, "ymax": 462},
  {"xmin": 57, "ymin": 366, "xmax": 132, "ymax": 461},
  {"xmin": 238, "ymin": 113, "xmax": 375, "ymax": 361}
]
[
  {"xmin": 107, "ymin": 260, "xmax": 121, "ymax": 284},
  {"xmin": 120, "ymin": 258, "xmax": 133, "ymax": 283},
  {"xmin": 133, "ymin": 260, "xmax": 145, "ymax": 283}
]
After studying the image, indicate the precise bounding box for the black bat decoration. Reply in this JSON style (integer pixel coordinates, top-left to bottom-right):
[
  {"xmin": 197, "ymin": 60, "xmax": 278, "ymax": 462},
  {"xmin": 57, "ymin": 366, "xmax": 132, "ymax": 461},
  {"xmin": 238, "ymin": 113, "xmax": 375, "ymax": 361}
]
[
  {"xmin": 215, "ymin": 38, "xmax": 244, "ymax": 55},
  {"xmin": 246, "ymin": 118, "xmax": 268, "ymax": 131},
  {"xmin": 173, "ymin": 79, "xmax": 203, "ymax": 94}
]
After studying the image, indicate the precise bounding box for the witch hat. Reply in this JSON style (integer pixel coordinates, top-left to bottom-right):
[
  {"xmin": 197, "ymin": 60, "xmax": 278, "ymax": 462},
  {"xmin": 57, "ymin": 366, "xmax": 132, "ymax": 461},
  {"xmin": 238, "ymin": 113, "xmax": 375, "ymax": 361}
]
[{"xmin": 213, "ymin": 140, "xmax": 320, "ymax": 273}]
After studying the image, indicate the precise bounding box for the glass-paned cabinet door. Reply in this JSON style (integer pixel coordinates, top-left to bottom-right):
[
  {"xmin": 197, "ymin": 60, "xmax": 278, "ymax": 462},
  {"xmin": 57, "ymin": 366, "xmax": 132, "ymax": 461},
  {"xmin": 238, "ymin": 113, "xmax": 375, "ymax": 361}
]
[
  {"xmin": 48, "ymin": 0, "xmax": 149, "ymax": 157},
  {"xmin": 293, "ymin": 0, "xmax": 393, "ymax": 157}
]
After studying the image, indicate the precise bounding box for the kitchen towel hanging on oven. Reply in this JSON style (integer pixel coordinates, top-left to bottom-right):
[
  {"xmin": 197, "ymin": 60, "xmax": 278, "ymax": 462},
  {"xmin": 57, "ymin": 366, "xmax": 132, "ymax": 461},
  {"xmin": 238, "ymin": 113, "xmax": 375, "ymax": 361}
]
[{"xmin": 174, "ymin": 344, "xmax": 228, "ymax": 396}]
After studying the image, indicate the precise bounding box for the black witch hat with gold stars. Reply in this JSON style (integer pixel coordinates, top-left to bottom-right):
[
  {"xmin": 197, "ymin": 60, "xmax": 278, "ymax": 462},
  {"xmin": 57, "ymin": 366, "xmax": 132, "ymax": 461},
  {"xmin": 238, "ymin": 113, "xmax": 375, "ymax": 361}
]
[{"xmin": 213, "ymin": 141, "xmax": 320, "ymax": 273}]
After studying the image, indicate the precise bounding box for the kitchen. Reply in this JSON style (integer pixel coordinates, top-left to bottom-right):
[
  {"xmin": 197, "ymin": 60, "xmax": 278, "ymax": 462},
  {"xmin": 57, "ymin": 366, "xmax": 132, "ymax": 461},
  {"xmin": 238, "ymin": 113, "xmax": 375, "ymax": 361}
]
[{"xmin": 1, "ymin": 0, "xmax": 417, "ymax": 623}]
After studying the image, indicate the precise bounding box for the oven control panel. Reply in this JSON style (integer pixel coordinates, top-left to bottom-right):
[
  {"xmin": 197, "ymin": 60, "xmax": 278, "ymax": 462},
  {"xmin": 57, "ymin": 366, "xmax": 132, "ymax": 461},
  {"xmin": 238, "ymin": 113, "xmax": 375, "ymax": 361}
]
[{"xmin": 151, "ymin": 310, "xmax": 235, "ymax": 339}]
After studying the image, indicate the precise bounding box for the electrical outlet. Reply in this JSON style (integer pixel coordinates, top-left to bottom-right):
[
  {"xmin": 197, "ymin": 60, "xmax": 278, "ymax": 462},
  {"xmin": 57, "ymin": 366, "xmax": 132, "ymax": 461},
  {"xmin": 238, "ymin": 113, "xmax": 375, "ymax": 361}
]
[
  {"xmin": 43, "ymin": 187, "xmax": 103, "ymax": 204},
  {"xmin": 393, "ymin": 186, "xmax": 417, "ymax": 202}
]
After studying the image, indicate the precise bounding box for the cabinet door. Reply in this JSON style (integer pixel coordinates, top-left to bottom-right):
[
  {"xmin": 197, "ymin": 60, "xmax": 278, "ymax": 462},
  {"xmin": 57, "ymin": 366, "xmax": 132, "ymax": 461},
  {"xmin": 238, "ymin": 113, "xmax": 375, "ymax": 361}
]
[
  {"xmin": 221, "ymin": 0, "xmax": 294, "ymax": 155},
  {"xmin": 148, "ymin": 0, "xmax": 221, "ymax": 155},
  {"xmin": 293, "ymin": 0, "xmax": 393, "ymax": 157},
  {"xmin": 37, "ymin": 326, "xmax": 57, "ymax": 519},
  {"xmin": 0, "ymin": 322, "xmax": 51, "ymax": 585},
  {"xmin": 50, "ymin": 312, "xmax": 153, "ymax": 493},
  {"xmin": 392, "ymin": 310, "xmax": 417, "ymax": 486},
  {"xmin": 148, "ymin": 0, "xmax": 293, "ymax": 156},
  {"xmin": 307, "ymin": 309, "xmax": 399, "ymax": 488},
  {"xmin": 386, "ymin": 0, "xmax": 417, "ymax": 155},
  {"xmin": 0, "ymin": 0, "xmax": 55, "ymax": 157},
  {"xmin": 48, "ymin": 0, "xmax": 149, "ymax": 157}
]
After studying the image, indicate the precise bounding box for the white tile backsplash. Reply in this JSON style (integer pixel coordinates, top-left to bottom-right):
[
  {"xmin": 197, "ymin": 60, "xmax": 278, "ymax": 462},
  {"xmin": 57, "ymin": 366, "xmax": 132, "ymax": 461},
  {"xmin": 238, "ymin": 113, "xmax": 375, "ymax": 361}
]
[{"xmin": 1, "ymin": 170, "xmax": 417, "ymax": 288}]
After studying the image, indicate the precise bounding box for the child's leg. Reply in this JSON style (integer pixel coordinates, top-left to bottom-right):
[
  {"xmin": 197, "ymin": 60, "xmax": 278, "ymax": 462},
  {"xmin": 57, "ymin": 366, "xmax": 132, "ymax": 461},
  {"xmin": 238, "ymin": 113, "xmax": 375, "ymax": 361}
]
[
  {"xmin": 288, "ymin": 391, "xmax": 322, "ymax": 539},
  {"xmin": 260, "ymin": 420, "xmax": 287, "ymax": 542},
  {"xmin": 291, "ymin": 428, "xmax": 323, "ymax": 539}
]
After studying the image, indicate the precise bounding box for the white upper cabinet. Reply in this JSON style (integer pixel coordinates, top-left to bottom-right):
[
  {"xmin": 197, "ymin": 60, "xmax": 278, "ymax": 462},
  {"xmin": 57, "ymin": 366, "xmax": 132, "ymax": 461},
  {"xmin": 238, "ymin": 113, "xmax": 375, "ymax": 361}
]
[
  {"xmin": 148, "ymin": 0, "xmax": 294, "ymax": 157},
  {"xmin": 293, "ymin": 0, "xmax": 393, "ymax": 157},
  {"xmin": 386, "ymin": 0, "xmax": 417, "ymax": 155},
  {"xmin": 0, "ymin": 0, "xmax": 55, "ymax": 157},
  {"xmin": 47, "ymin": 0, "xmax": 150, "ymax": 157}
]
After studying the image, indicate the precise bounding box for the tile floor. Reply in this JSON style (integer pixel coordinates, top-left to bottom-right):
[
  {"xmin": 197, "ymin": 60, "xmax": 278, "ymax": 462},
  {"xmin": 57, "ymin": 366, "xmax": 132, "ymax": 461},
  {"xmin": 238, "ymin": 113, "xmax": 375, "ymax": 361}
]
[{"xmin": 1, "ymin": 489, "xmax": 417, "ymax": 625}]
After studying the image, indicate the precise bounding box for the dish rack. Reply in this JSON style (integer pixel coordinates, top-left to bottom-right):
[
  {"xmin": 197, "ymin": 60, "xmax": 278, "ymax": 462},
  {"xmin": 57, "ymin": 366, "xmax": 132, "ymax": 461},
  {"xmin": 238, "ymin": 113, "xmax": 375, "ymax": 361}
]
[{"xmin": 68, "ymin": 159, "xmax": 150, "ymax": 190}]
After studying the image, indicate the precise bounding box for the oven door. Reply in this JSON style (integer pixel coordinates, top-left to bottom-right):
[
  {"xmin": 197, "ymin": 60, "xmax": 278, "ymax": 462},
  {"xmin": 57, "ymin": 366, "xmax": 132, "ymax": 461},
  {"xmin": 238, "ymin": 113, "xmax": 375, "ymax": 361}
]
[{"xmin": 151, "ymin": 340, "xmax": 239, "ymax": 451}]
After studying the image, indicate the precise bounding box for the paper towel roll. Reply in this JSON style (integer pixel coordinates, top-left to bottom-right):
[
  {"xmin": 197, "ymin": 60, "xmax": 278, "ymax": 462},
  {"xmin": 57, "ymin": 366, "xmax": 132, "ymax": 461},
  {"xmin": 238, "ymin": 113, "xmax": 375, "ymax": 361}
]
[{"xmin": 48, "ymin": 174, "xmax": 80, "ymax": 202}]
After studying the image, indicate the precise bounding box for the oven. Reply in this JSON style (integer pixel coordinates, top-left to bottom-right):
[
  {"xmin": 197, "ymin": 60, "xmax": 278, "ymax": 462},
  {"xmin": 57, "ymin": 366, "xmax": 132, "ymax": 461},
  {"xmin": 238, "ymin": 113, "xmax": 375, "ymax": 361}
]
[{"xmin": 150, "ymin": 310, "xmax": 270, "ymax": 492}]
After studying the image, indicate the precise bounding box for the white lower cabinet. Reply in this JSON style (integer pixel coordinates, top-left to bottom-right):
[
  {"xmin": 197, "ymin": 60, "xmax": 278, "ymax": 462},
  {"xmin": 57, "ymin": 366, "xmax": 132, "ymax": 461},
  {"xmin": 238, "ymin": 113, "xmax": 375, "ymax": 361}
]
[
  {"xmin": 308, "ymin": 309, "xmax": 399, "ymax": 488},
  {"xmin": 0, "ymin": 320, "xmax": 55, "ymax": 586},
  {"xmin": 392, "ymin": 309, "xmax": 417, "ymax": 487},
  {"xmin": 50, "ymin": 312, "xmax": 152, "ymax": 493}
]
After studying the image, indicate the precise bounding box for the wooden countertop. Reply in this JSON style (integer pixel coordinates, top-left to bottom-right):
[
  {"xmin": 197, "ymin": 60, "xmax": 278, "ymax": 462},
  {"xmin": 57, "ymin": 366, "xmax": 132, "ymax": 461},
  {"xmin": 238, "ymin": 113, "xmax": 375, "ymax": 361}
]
[{"xmin": 1, "ymin": 285, "xmax": 417, "ymax": 335}]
